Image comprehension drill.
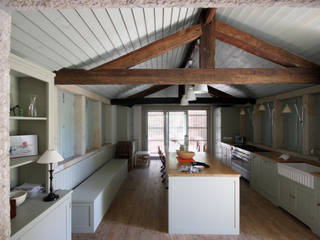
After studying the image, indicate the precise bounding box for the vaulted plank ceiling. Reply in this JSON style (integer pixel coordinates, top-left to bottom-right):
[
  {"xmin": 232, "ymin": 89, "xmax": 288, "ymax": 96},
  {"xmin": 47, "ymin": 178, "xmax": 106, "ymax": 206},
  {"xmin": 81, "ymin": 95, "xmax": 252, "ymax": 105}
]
[{"xmin": 10, "ymin": 7, "xmax": 320, "ymax": 99}]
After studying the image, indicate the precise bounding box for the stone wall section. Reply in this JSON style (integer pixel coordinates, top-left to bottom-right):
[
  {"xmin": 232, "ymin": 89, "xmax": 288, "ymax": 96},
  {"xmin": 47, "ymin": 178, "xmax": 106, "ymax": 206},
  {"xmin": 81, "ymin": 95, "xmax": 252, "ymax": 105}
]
[{"xmin": 0, "ymin": 9, "xmax": 11, "ymax": 240}]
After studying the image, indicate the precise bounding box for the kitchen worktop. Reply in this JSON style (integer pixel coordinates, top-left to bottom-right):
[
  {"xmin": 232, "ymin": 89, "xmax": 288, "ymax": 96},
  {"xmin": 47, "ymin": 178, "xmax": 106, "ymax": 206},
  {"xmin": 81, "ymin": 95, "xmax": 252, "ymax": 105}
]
[
  {"xmin": 221, "ymin": 141, "xmax": 320, "ymax": 178},
  {"xmin": 167, "ymin": 152, "xmax": 241, "ymax": 177}
]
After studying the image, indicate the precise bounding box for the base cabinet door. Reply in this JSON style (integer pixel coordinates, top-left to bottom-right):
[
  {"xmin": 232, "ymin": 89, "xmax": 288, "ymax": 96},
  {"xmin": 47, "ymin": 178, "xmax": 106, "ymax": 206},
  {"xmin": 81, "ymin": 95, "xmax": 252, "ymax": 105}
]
[
  {"xmin": 250, "ymin": 156, "xmax": 261, "ymax": 191},
  {"xmin": 279, "ymin": 176, "xmax": 296, "ymax": 214},
  {"xmin": 314, "ymin": 178, "xmax": 320, "ymax": 236},
  {"xmin": 261, "ymin": 159, "xmax": 278, "ymax": 204},
  {"xmin": 296, "ymin": 184, "xmax": 315, "ymax": 227}
]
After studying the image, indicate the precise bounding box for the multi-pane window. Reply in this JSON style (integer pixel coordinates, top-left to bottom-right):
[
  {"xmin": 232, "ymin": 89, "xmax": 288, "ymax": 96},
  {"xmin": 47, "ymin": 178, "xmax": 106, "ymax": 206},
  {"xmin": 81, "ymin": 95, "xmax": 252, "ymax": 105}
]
[
  {"xmin": 146, "ymin": 110, "xmax": 208, "ymax": 153},
  {"xmin": 147, "ymin": 112, "xmax": 165, "ymax": 154},
  {"xmin": 188, "ymin": 110, "xmax": 207, "ymax": 152},
  {"xmin": 168, "ymin": 112, "xmax": 186, "ymax": 152}
]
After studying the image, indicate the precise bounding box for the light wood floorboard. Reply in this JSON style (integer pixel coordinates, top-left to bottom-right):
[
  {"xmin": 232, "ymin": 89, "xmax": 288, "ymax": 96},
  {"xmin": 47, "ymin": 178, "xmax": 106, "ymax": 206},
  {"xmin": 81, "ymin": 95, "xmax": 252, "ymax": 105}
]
[{"xmin": 73, "ymin": 160, "xmax": 319, "ymax": 240}]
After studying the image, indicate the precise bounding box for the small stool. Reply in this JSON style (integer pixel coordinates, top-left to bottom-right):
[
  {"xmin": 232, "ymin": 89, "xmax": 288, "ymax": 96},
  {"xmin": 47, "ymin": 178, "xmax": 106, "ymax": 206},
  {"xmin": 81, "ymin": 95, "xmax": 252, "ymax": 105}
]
[{"xmin": 135, "ymin": 151, "xmax": 150, "ymax": 167}]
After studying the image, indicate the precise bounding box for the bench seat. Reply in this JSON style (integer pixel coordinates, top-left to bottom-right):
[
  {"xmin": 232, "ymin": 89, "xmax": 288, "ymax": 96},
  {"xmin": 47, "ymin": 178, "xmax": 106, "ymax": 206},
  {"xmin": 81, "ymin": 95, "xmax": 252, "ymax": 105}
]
[{"xmin": 72, "ymin": 159, "xmax": 128, "ymax": 233}]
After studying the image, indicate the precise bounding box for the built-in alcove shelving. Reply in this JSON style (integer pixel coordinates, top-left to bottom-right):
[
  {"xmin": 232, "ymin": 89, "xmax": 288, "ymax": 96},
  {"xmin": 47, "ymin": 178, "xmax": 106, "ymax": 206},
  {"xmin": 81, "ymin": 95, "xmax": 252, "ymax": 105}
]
[{"xmin": 9, "ymin": 54, "xmax": 55, "ymax": 190}]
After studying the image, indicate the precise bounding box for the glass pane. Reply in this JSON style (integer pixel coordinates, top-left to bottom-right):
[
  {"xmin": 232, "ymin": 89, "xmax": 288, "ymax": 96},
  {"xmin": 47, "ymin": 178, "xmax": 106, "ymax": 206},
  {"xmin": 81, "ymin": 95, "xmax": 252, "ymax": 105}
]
[
  {"xmin": 147, "ymin": 112, "xmax": 164, "ymax": 154},
  {"xmin": 168, "ymin": 112, "xmax": 186, "ymax": 152},
  {"xmin": 188, "ymin": 110, "xmax": 207, "ymax": 152}
]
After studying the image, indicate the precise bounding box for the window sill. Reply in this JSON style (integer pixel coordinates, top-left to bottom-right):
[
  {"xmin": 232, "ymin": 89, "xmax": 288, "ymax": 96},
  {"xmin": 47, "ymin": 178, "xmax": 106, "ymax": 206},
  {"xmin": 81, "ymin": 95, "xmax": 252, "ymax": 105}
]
[{"xmin": 55, "ymin": 143, "xmax": 113, "ymax": 173}]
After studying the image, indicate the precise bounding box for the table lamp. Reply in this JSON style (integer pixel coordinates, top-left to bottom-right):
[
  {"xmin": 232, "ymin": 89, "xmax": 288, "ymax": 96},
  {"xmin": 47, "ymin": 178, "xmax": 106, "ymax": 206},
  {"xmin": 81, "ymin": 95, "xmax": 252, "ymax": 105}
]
[{"xmin": 37, "ymin": 150, "xmax": 64, "ymax": 202}]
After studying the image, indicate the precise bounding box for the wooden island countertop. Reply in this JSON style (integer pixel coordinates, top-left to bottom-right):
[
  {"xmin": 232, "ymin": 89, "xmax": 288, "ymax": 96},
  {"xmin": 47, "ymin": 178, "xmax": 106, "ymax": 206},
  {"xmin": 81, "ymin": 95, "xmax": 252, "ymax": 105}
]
[{"xmin": 167, "ymin": 152, "xmax": 241, "ymax": 177}]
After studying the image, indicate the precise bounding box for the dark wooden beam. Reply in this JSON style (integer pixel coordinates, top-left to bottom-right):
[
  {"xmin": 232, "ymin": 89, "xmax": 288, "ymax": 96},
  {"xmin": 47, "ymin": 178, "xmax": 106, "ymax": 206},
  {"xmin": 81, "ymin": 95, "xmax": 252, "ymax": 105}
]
[
  {"xmin": 179, "ymin": 40, "xmax": 199, "ymax": 68},
  {"xmin": 92, "ymin": 24, "xmax": 202, "ymax": 70},
  {"xmin": 200, "ymin": 8, "xmax": 217, "ymax": 25},
  {"xmin": 111, "ymin": 97, "xmax": 255, "ymax": 106},
  {"xmin": 55, "ymin": 68, "xmax": 320, "ymax": 85},
  {"xmin": 200, "ymin": 9, "xmax": 216, "ymax": 69},
  {"xmin": 216, "ymin": 21, "xmax": 319, "ymax": 69},
  {"xmin": 178, "ymin": 85, "xmax": 185, "ymax": 99},
  {"xmin": 208, "ymin": 86, "xmax": 234, "ymax": 98},
  {"xmin": 127, "ymin": 85, "xmax": 171, "ymax": 98}
]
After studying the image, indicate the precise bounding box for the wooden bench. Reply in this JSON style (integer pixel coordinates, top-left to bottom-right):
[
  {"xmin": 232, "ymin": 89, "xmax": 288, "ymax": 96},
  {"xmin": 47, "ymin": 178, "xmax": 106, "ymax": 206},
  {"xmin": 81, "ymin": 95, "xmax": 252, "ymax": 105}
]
[{"xmin": 72, "ymin": 159, "xmax": 128, "ymax": 233}]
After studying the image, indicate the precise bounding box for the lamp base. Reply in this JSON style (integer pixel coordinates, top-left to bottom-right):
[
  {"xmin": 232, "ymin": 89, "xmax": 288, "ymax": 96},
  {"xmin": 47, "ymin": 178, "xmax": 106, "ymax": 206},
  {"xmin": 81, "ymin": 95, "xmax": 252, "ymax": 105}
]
[{"xmin": 43, "ymin": 192, "xmax": 59, "ymax": 202}]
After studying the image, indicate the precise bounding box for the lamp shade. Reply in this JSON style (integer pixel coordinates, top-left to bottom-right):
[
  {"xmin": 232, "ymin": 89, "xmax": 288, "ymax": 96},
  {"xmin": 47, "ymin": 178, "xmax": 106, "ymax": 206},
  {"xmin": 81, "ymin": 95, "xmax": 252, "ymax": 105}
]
[
  {"xmin": 180, "ymin": 94, "xmax": 189, "ymax": 106},
  {"xmin": 258, "ymin": 104, "xmax": 266, "ymax": 111},
  {"xmin": 186, "ymin": 87, "xmax": 196, "ymax": 101},
  {"xmin": 194, "ymin": 84, "xmax": 208, "ymax": 94},
  {"xmin": 37, "ymin": 150, "xmax": 64, "ymax": 164},
  {"xmin": 282, "ymin": 103, "xmax": 292, "ymax": 113}
]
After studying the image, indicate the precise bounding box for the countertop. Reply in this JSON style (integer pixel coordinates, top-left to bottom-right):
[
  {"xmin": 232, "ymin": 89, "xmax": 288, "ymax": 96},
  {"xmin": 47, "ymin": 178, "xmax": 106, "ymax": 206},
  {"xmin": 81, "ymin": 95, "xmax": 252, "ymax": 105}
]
[
  {"xmin": 11, "ymin": 190, "xmax": 72, "ymax": 238},
  {"xmin": 167, "ymin": 152, "xmax": 241, "ymax": 177},
  {"xmin": 221, "ymin": 141, "xmax": 320, "ymax": 178}
]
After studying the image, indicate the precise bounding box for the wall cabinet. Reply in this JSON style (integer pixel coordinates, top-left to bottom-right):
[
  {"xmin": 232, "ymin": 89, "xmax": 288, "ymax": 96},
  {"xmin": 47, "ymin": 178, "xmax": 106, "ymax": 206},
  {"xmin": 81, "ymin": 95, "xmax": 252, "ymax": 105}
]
[
  {"xmin": 279, "ymin": 175, "xmax": 315, "ymax": 229},
  {"xmin": 250, "ymin": 155, "xmax": 278, "ymax": 205}
]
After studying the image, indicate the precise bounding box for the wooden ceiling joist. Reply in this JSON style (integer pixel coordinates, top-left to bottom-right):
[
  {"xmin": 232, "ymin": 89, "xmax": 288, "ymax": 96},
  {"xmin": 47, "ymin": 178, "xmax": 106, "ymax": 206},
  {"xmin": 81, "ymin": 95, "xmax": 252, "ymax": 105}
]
[
  {"xmin": 208, "ymin": 86, "xmax": 233, "ymax": 98},
  {"xmin": 215, "ymin": 21, "xmax": 319, "ymax": 69},
  {"xmin": 111, "ymin": 97, "xmax": 256, "ymax": 106},
  {"xmin": 127, "ymin": 85, "xmax": 171, "ymax": 98},
  {"xmin": 55, "ymin": 68, "xmax": 320, "ymax": 85},
  {"xmin": 92, "ymin": 24, "xmax": 202, "ymax": 70}
]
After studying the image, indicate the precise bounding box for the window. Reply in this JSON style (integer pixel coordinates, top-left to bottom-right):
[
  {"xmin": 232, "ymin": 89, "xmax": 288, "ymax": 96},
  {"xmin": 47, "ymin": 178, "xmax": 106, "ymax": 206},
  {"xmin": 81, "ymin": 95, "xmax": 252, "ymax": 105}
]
[
  {"xmin": 245, "ymin": 106, "xmax": 254, "ymax": 142},
  {"xmin": 146, "ymin": 109, "xmax": 208, "ymax": 153},
  {"xmin": 101, "ymin": 104, "xmax": 106, "ymax": 145},
  {"xmin": 58, "ymin": 90, "xmax": 75, "ymax": 159},
  {"xmin": 261, "ymin": 103, "xmax": 273, "ymax": 147},
  {"xmin": 147, "ymin": 112, "xmax": 165, "ymax": 154},
  {"xmin": 168, "ymin": 112, "xmax": 186, "ymax": 152},
  {"xmin": 283, "ymin": 97, "xmax": 302, "ymax": 152},
  {"xmin": 188, "ymin": 110, "xmax": 207, "ymax": 152},
  {"xmin": 86, "ymin": 98, "xmax": 95, "ymax": 152}
]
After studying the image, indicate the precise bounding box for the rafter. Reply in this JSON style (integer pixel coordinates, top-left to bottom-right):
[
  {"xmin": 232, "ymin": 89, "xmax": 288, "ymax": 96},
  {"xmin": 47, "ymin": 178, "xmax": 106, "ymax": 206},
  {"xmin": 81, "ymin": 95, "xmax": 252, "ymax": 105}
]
[
  {"xmin": 208, "ymin": 86, "xmax": 233, "ymax": 98},
  {"xmin": 92, "ymin": 24, "xmax": 202, "ymax": 70},
  {"xmin": 215, "ymin": 21, "xmax": 319, "ymax": 69},
  {"xmin": 111, "ymin": 97, "xmax": 255, "ymax": 106},
  {"xmin": 55, "ymin": 68, "xmax": 320, "ymax": 85},
  {"xmin": 127, "ymin": 85, "xmax": 171, "ymax": 98}
]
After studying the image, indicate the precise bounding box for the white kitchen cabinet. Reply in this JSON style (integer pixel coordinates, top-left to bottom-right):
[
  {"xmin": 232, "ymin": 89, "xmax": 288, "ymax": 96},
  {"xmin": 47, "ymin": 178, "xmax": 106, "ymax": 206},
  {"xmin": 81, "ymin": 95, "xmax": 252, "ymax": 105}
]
[{"xmin": 11, "ymin": 190, "xmax": 72, "ymax": 240}]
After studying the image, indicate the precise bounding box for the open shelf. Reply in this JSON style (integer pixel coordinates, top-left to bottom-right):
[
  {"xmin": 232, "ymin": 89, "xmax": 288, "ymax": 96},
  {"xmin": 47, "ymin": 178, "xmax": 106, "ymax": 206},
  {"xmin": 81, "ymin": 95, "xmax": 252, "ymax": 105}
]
[
  {"xmin": 10, "ymin": 155, "xmax": 39, "ymax": 169},
  {"xmin": 10, "ymin": 116, "xmax": 47, "ymax": 121}
]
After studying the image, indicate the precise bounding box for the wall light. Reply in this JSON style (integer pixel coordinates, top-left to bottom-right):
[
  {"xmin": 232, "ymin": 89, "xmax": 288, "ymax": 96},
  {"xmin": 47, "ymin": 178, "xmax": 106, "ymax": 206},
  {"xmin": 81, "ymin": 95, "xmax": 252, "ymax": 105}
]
[{"xmin": 186, "ymin": 87, "xmax": 196, "ymax": 101}]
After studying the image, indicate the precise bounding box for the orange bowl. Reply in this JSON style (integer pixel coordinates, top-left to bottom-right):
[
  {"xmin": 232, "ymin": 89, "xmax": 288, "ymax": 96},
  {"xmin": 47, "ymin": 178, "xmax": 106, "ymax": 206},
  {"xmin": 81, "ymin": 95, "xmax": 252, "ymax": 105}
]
[{"xmin": 179, "ymin": 151, "xmax": 195, "ymax": 159}]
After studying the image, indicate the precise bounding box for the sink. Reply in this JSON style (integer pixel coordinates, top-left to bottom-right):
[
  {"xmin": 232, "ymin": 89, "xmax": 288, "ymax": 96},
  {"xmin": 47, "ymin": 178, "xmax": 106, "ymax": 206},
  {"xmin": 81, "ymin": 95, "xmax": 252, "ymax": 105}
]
[{"xmin": 277, "ymin": 163, "xmax": 320, "ymax": 189}]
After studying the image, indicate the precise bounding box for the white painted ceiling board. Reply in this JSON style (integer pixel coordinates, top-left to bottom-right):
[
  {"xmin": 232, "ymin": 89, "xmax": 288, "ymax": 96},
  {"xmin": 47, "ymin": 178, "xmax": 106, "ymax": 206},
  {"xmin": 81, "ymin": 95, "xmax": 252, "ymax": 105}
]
[
  {"xmin": 10, "ymin": 7, "xmax": 319, "ymax": 99},
  {"xmin": 20, "ymin": 10, "xmax": 89, "ymax": 64}
]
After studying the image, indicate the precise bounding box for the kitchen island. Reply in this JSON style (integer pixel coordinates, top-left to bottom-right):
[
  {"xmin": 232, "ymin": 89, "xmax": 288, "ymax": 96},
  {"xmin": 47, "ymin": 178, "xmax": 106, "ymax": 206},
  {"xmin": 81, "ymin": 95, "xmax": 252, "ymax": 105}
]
[{"xmin": 167, "ymin": 152, "xmax": 240, "ymax": 235}]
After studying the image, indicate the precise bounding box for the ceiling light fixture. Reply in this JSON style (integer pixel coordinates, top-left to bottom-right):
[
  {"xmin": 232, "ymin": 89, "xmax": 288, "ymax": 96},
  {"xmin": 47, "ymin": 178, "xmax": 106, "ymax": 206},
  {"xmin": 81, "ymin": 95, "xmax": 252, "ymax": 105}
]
[
  {"xmin": 186, "ymin": 86, "xmax": 196, "ymax": 101},
  {"xmin": 194, "ymin": 84, "xmax": 208, "ymax": 94},
  {"xmin": 180, "ymin": 95, "xmax": 189, "ymax": 106}
]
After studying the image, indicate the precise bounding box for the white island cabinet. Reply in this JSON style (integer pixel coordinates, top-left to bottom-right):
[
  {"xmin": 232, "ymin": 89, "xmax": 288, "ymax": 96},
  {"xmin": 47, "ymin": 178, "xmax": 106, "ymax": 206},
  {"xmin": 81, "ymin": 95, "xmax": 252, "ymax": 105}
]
[
  {"xmin": 167, "ymin": 152, "xmax": 240, "ymax": 235},
  {"xmin": 11, "ymin": 190, "xmax": 72, "ymax": 240}
]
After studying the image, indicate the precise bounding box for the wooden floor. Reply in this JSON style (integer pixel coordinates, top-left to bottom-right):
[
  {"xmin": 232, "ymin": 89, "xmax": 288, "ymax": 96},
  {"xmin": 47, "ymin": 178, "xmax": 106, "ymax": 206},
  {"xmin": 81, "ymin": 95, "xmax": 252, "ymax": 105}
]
[{"xmin": 73, "ymin": 160, "xmax": 319, "ymax": 240}]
